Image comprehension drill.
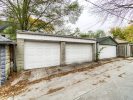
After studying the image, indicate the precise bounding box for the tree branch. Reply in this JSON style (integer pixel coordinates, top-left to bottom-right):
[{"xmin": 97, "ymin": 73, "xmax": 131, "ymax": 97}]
[
  {"xmin": 28, "ymin": 2, "xmax": 52, "ymax": 30},
  {"xmin": 37, "ymin": 16, "xmax": 62, "ymax": 31}
]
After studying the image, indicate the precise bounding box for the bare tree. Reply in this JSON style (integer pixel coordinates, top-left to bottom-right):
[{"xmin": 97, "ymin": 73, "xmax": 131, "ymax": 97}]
[{"xmin": 86, "ymin": 0, "xmax": 133, "ymax": 22}]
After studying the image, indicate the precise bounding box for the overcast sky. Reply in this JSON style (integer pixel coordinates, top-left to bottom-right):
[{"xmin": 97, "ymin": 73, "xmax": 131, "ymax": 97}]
[{"xmin": 70, "ymin": 0, "xmax": 129, "ymax": 33}]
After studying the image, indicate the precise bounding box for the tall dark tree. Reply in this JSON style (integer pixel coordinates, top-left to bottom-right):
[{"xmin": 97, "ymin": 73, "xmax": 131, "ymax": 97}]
[{"xmin": 0, "ymin": 0, "xmax": 82, "ymax": 31}]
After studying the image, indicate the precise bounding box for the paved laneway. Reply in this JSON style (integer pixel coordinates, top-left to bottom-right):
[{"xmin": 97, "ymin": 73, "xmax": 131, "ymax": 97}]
[
  {"xmin": 1, "ymin": 58, "xmax": 133, "ymax": 100},
  {"xmin": 76, "ymin": 71, "xmax": 133, "ymax": 100}
]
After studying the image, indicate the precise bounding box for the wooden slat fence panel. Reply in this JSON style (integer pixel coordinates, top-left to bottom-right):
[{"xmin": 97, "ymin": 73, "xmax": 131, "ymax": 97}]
[
  {"xmin": 130, "ymin": 45, "xmax": 133, "ymax": 57},
  {"xmin": 117, "ymin": 45, "xmax": 126, "ymax": 57}
]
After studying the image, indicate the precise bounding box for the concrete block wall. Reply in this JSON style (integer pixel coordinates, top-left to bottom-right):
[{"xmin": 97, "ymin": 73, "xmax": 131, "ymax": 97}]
[
  {"xmin": 60, "ymin": 42, "xmax": 66, "ymax": 65},
  {"xmin": 92, "ymin": 43, "xmax": 96, "ymax": 61},
  {"xmin": 16, "ymin": 39, "xmax": 24, "ymax": 72}
]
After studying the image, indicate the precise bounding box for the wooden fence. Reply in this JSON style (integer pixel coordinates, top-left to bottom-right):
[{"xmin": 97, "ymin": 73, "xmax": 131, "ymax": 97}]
[
  {"xmin": 117, "ymin": 45, "xmax": 127, "ymax": 57},
  {"xmin": 130, "ymin": 45, "xmax": 133, "ymax": 57}
]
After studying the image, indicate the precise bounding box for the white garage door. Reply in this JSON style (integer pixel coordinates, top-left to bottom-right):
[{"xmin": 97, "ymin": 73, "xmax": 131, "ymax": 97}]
[
  {"xmin": 24, "ymin": 41, "xmax": 60, "ymax": 69},
  {"xmin": 66, "ymin": 43, "xmax": 93, "ymax": 64},
  {"xmin": 99, "ymin": 45, "xmax": 116, "ymax": 59}
]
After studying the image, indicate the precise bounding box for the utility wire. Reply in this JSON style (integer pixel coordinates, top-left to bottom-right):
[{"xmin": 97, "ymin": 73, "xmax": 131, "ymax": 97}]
[
  {"xmin": 82, "ymin": 20, "xmax": 103, "ymax": 31},
  {"xmin": 81, "ymin": 0, "xmax": 131, "ymax": 31},
  {"xmin": 85, "ymin": 0, "xmax": 131, "ymax": 22}
]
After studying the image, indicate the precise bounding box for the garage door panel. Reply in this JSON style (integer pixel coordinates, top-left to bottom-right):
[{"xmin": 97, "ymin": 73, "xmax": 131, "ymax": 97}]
[
  {"xmin": 66, "ymin": 43, "xmax": 92, "ymax": 64},
  {"xmin": 24, "ymin": 41, "xmax": 60, "ymax": 69},
  {"xmin": 99, "ymin": 45, "xmax": 116, "ymax": 59}
]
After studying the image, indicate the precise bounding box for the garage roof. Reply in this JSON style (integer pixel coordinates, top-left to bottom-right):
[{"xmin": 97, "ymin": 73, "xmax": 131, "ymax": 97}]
[
  {"xmin": 17, "ymin": 30, "xmax": 96, "ymax": 40},
  {"xmin": 17, "ymin": 31, "xmax": 96, "ymax": 44},
  {"xmin": 97, "ymin": 36, "xmax": 118, "ymax": 46}
]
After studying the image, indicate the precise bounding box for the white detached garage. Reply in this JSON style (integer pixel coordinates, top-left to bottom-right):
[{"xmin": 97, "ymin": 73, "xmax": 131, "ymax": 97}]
[
  {"xmin": 16, "ymin": 31, "xmax": 96, "ymax": 70},
  {"xmin": 66, "ymin": 43, "xmax": 93, "ymax": 64},
  {"xmin": 24, "ymin": 41, "xmax": 60, "ymax": 69},
  {"xmin": 96, "ymin": 36, "xmax": 118, "ymax": 60}
]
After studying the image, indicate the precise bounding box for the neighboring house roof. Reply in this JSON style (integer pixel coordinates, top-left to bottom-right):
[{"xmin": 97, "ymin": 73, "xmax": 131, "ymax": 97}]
[
  {"xmin": 115, "ymin": 39, "xmax": 133, "ymax": 45},
  {"xmin": 97, "ymin": 36, "xmax": 118, "ymax": 45},
  {"xmin": 0, "ymin": 35, "xmax": 15, "ymax": 44},
  {"xmin": 115, "ymin": 39, "xmax": 129, "ymax": 44},
  {"xmin": 0, "ymin": 25, "xmax": 9, "ymax": 31}
]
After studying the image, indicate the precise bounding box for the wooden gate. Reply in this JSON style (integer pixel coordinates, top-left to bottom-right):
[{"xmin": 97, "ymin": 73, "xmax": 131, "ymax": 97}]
[
  {"xmin": 117, "ymin": 45, "xmax": 127, "ymax": 57},
  {"xmin": 130, "ymin": 45, "xmax": 133, "ymax": 57}
]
